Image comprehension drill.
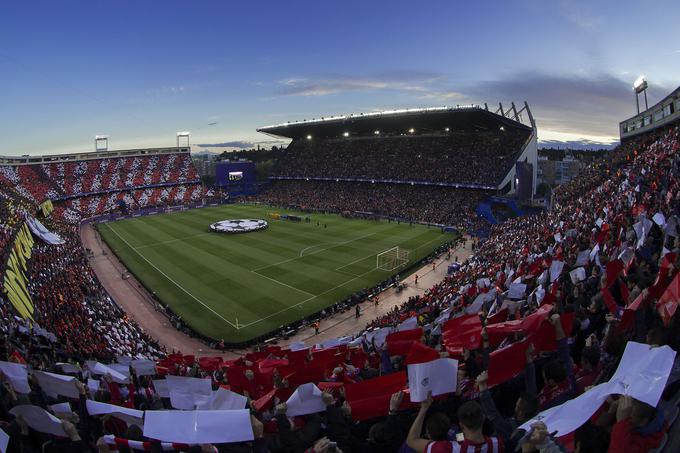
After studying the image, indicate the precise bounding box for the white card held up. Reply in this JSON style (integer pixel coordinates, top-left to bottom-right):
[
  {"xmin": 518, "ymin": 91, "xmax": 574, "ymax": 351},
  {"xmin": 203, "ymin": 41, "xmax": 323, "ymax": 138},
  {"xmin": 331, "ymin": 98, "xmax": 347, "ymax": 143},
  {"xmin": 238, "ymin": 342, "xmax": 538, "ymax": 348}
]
[
  {"xmin": 652, "ymin": 212, "xmax": 666, "ymax": 227},
  {"xmin": 508, "ymin": 283, "xmax": 526, "ymax": 300},
  {"xmin": 0, "ymin": 361, "xmax": 30, "ymax": 394},
  {"xmin": 569, "ymin": 267, "xmax": 586, "ymax": 284},
  {"xmin": 86, "ymin": 400, "xmax": 144, "ymax": 426},
  {"xmin": 56, "ymin": 362, "xmax": 81, "ymax": 375},
  {"xmin": 549, "ymin": 260, "xmax": 564, "ymax": 283},
  {"xmin": 9, "ymin": 405, "xmax": 67, "ymax": 437},
  {"xmin": 87, "ymin": 378, "xmax": 100, "ymax": 393},
  {"xmin": 0, "ymin": 428, "xmax": 7, "ymax": 453},
  {"xmin": 130, "ymin": 359, "xmax": 156, "ymax": 376},
  {"xmin": 609, "ymin": 342, "xmax": 676, "ymax": 407},
  {"xmin": 519, "ymin": 382, "xmax": 614, "ymax": 437},
  {"xmin": 575, "ymin": 250, "xmax": 590, "ymax": 267},
  {"xmin": 196, "ymin": 388, "xmax": 247, "ymax": 411},
  {"xmin": 86, "ymin": 361, "xmax": 128, "ymax": 384},
  {"xmin": 152, "ymin": 379, "xmax": 170, "ymax": 398},
  {"xmin": 48, "ymin": 402, "xmax": 72, "ymax": 417},
  {"xmin": 285, "ymin": 383, "xmax": 326, "ymax": 417},
  {"xmin": 33, "ymin": 370, "xmax": 79, "ymax": 399},
  {"xmin": 166, "ymin": 375, "xmax": 213, "ymax": 410},
  {"xmin": 397, "ymin": 316, "xmax": 418, "ymax": 332},
  {"xmin": 143, "ymin": 409, "xmax": 254, "ymax": 444},
  {"xmin": 407, "ymin": 358, "xmax": 459, "ymax": 402}
]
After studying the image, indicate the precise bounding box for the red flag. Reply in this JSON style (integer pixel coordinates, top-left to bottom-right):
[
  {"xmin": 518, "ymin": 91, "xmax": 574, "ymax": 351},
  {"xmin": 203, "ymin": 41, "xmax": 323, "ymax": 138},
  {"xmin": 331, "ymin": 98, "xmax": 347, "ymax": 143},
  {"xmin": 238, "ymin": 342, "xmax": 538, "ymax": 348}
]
[
  {"xmin": 404, "ymin": 342, "xmax": 440, "ymax": 365},
  {"xmin": 258, "ymin": 358, "xmax": 289, "ymax": 373},
  {"xmin": 486, "ymin": 308, "xmax": 509, "ymax": 325},
  {"xmin": 386, "ymin": 328, "xmax": 423, "ymax": 356},
  {"xmin": 487, "ymin": 339, "xmax": 531, "ymax": 387},
  {"xmin": 318, "ymin": 381, "xmax": 345, "ymax": 391},
  {"xmin": 605, "ymin": 260, "xmax": 624, "ymax": 287},
  {"xmin": 252, "ymin": 388, "xmax": 277, "ymax": 412},
  {"xmin": 198, "ymin": 357, "xmax": 223, "ymax": 372},
  {"xmin": 442, "ymin": 314, "xmax": 482, "ymax": 349},
  {"xmin": 344, "ymin": 371, "xmax": 407, "ymax": 421},
  {"xmin": 657, "ymin": 273, "xmax": 680, "ymax": 326},
  {"xmin": 519, "ymin": 304, "xmax": 554, "ymax": 332},
  {"xmin": 618, "ymin": 291, "xmax": 646, "ymax": 332},
  {"xmin": 649, "ymin": 253, "xmax": 678, "ymax": 299},
  {"xmin": 285, "ymin": 349, "xmax": 310, "ymax": 365},
  {"xmin": 601, "ymin": 287, "xmax": 619, "ymax": 315},
  {"xmin": 532, "ymin": 313, "xmax": 575, "ymax": 353}
]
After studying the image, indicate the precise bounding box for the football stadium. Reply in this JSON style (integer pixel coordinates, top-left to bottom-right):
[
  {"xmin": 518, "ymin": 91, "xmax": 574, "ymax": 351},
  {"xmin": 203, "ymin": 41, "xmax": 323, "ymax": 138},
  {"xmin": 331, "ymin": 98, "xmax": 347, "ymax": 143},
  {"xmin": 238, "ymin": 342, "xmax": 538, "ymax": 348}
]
[{"xmin": 1, "ymin": 2, "xmax": 680, "ymax": 452}]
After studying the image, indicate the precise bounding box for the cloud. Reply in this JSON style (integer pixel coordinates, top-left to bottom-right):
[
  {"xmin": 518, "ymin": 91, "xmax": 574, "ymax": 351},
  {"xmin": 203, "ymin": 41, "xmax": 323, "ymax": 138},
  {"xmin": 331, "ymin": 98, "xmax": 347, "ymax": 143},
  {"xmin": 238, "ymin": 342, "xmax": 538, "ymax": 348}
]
[
  {"xmin": 275, "ymin": 71, "xmax": 443, "ymax": 97},
  {"xmin": 465, "ymin": 72, "xmax": 671, "ymax": 138},
  {"xmin": 197, "ymin": 141, "xmax": 254, "ymax": 148}
]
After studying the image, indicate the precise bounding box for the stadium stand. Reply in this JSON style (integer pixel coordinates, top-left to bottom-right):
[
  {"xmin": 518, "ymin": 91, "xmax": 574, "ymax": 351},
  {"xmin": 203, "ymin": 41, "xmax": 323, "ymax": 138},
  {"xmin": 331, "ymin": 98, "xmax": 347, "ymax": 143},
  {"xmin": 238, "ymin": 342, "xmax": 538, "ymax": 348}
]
[
  {"xmin": 271, "ymin": 131, "xmax": 529, "ymax": 186},
  {"xmin": 258, "ymin": 180, "xmax": 489, "ymax": 232},
  {"xmin": 0, "ymin": 105, "xmax": 678, "ymax": 451}
]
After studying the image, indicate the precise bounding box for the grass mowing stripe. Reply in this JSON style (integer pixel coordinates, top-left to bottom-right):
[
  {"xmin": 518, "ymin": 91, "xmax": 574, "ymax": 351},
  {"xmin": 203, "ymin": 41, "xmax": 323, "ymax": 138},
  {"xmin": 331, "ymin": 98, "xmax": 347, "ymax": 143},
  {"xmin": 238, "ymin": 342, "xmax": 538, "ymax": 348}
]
[
  {"xmin": 103, "ymin": 222, "xmax": 240, "ymax": 329},
  {"xmin": 100, "ymin": 204, "xmax": 456, "ymax": 341}
]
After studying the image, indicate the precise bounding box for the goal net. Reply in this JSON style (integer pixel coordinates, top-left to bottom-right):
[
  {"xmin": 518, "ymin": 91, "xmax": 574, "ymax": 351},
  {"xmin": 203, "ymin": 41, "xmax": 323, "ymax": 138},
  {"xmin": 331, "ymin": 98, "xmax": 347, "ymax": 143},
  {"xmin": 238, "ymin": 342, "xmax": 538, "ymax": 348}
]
[{"xmin": 376, "ymin": 246, "xmax": 411, "ymax": 272}]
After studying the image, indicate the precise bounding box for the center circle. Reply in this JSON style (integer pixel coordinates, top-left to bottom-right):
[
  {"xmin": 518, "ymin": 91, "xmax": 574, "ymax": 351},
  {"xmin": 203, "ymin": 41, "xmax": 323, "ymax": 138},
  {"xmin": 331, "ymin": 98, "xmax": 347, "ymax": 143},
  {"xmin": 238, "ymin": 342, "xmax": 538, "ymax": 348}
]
[{"xmin": 209, "ymin": 219, "xmax": 268, "ymax": 234}]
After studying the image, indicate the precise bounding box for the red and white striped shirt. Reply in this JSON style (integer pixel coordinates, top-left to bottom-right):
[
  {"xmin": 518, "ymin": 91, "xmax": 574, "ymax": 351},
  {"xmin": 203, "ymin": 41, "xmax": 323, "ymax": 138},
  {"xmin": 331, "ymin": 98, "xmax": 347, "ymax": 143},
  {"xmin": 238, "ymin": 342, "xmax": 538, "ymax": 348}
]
[{"xmin": 426, "ymin": 436, "xmax": 503, "ymax": 453}]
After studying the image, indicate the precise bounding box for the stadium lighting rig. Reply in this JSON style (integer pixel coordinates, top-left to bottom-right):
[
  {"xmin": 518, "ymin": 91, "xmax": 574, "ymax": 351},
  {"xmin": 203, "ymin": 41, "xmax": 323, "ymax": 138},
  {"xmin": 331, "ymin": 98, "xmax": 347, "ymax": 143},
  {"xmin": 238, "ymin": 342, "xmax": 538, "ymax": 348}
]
[
  {"xmin": 633, "ymin": 76, "xmax": 649, "ymax": 114},
  {"xmin": 176, "ymin": 131, "xmax": 191, "ymax": 147},
  {"xmin": 94, "ymin": 135, "xmax": 109, "ymax": 152}
]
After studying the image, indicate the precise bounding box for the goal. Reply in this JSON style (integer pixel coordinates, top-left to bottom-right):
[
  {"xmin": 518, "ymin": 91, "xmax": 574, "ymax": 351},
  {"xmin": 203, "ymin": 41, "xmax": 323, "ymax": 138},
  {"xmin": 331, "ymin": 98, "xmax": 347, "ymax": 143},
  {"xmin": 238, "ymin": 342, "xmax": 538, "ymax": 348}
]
[{"xmin": 376, "ymin": 246, "xmax": 411, "ymax": 271}]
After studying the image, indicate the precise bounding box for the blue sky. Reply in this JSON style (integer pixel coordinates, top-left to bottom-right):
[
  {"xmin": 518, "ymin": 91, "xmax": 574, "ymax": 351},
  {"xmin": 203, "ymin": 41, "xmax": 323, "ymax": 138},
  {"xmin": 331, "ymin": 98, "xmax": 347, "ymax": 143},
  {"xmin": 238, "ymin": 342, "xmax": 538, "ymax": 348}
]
[{"xmin": 1, "ymin": 0, "xmax": 679, "ymax": 155}]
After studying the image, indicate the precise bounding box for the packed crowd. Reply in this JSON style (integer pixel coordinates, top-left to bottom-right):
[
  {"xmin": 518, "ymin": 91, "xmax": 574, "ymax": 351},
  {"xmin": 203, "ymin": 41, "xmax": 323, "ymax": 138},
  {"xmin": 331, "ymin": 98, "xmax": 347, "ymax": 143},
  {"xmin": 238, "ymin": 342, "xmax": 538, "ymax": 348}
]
[
  {"xmin": 59, "ymin": 184, "xmax": 205, "ymax": 220},
  {"xmin": 272, "ymin": 130, "xmax": 529, "ymax": 186},
  {"xmin": 40, "ymin": 153, "xmax": 200, "ymax": 198},
  {"xmin": 0, "ymin": 152, "xmax": 203, "ymax": 222},
  {"xmin": 0, "ymin": 123, "xmax": 675, "ymax": 452},
  {"xmin": 258, "ymin": 180, "xmax": 489, "ymax": 232}
]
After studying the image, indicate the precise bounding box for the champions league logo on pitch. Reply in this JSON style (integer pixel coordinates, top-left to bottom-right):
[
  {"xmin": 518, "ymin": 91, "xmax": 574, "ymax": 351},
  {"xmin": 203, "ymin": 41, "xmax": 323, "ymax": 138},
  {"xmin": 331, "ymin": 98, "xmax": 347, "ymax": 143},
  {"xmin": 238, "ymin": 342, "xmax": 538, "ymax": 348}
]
[{"xmin": 210, "ymin": 219, "xmax": 268, "ymax": 234}]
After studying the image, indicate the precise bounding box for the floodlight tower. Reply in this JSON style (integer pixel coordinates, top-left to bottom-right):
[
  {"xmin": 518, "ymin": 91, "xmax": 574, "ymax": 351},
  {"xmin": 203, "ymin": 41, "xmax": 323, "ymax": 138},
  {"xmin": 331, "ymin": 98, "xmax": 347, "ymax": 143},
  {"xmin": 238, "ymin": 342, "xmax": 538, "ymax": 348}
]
[
  {"xmin": 95, "ymin": 135, "xmax": 109, "ymax": 151},
  {"xmin": 177, "ymin": 131, "xmax": 190, "ymax": 147},
  {"xmin": 633, "ymin": 76, "xmax": 649, "ymax": 114}
]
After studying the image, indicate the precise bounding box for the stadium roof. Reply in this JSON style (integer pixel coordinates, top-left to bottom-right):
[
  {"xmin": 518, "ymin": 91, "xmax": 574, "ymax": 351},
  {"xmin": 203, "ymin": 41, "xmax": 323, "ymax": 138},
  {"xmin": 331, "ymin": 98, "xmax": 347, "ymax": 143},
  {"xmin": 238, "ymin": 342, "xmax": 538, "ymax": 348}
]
[{"xmin": 257, "ymin": 105, "xmax": 533, "ymax": 139}]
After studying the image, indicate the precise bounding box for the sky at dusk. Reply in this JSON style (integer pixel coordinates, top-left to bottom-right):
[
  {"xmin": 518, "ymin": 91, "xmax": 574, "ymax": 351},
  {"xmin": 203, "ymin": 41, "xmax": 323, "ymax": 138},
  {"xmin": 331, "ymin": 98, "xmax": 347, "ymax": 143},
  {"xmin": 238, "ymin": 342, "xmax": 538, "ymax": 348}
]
[{"xmin": 1, "ymin": 0, "xmax": 679, "ymax": 155}]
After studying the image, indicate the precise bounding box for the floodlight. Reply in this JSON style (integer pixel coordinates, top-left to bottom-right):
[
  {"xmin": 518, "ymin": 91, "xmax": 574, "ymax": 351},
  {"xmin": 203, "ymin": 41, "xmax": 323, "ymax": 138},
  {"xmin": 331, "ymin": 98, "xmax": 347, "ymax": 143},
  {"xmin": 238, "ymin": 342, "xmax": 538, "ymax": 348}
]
[
  {"xmin": 500, "ymin": 126, "xmax": 505, "ymax": 131},
  {"xmin": 343, "ymin": 132, "xmax": 349, "ymax": 137},
  {"xmin": 374, "ymin": 130, "xmax": 380, "ymax": 135},
  {"xmin": 444, "ymin": 127, "xmax": 450, "ymax": 132},
  {"xmin": 408, "ymin": 128, "xmax": 415, "ymax": 134},
  {"xmin": 306, "ymin": 134, "xmax": 312, "ymax": 140},
  {"xmin": 633, "ymin": 76, "xmax": 647, "ymax": 93}
]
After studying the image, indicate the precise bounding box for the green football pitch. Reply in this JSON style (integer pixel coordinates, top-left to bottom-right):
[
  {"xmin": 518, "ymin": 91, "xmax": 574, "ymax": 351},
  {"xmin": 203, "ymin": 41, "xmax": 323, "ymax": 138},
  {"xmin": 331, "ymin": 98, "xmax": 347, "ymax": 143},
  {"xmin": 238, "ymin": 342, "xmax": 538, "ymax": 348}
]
[{"xmin": 98, "ymin": 204, "xmax": 456, "ymax": 343}]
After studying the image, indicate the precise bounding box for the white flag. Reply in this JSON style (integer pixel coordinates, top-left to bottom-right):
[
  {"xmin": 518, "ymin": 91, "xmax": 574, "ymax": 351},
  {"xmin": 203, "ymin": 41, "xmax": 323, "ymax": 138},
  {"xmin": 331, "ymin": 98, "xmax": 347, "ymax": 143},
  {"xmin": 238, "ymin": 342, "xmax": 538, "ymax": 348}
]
[
  {"xmin": 9, "ymin": 405, "xmax": 67, "ymax": 437},
  {"xmin": 285, "ymin": 383, "xmax": 326, "ymax": 417},
  {"xmin": 33, "ymin": 371, "xmax": 79, "ymax": 399},
  {"xmin": 166, "ymin": 375, "xmax": 213, "ymax": 410},
  {"xmin": 196, "ymin": 388, "xmax": 247, "ymax": 411},
  {"xmin": 130, "ymin": 359, "xmax": 156, "ymax": 376},
  {"xmin": 0, "ymin": 361, "xmax": 30, "ymax": 394},
  {"xmin": 549, "ymin": 260, "xmax": 564, "ymax": 283},
  {"xmin": 86, "ymin": 400, "xmax": 144, "ymax": 426},
  {"xmin": 407, "ymin": 358, "xmax": 458, "ymax": 402}
]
